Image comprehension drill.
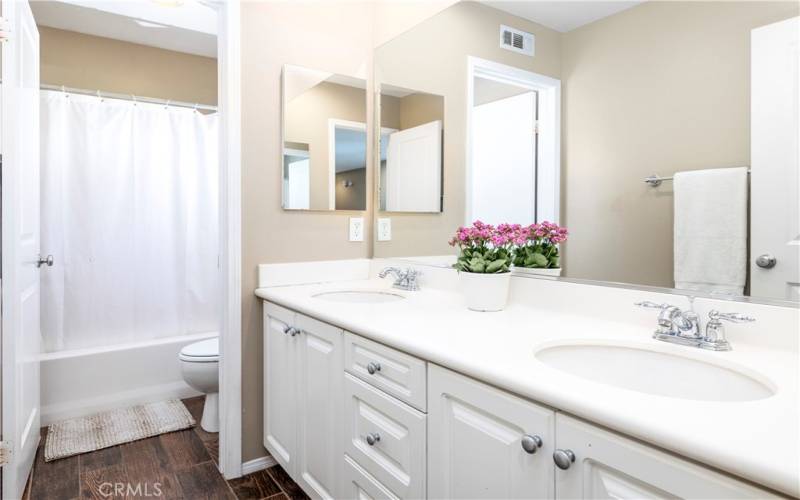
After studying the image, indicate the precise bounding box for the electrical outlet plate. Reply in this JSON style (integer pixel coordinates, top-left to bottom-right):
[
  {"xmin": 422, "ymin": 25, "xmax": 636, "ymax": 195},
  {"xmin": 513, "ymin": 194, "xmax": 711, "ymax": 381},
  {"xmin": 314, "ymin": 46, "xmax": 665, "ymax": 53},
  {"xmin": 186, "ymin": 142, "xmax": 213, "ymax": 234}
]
[
  {"xmin": 377, "ymin": 218, "xmax": 392, "ymax": 241},
  {"xmin": 349, "ymin": 217, "xmax": 364, "ymax": 242}
]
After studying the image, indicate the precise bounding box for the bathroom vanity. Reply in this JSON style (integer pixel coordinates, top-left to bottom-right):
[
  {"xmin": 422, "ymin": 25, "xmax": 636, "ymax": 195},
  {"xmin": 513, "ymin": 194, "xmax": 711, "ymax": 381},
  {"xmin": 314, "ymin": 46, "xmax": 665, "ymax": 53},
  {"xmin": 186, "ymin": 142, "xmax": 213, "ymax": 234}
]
[{"xmin": 256, "ymin": 260, "xmax": 798, "ymax": 500}]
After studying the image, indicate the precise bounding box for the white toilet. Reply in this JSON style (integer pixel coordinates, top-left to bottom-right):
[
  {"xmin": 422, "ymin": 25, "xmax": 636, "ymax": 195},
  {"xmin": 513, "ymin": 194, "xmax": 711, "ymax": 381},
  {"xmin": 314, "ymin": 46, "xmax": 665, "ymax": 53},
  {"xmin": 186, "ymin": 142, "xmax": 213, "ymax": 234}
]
[{"xmin": 179, "ymin": 337, "xmax": 219, "ymax": 432}]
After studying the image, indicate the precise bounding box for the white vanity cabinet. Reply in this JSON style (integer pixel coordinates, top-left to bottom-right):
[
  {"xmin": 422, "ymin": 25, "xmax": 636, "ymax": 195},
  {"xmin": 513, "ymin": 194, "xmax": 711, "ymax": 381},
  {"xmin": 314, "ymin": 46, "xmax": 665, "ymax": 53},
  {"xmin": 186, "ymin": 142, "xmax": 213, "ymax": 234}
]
[
  {"xmin": 263, "ymin": 302, "xmax": 343, "ymax": 499},
  {"xmin": 553, "ymin": 414, "xmax": 780, "ymax": 499},
  {"xmin": 428, "ymin": 364, "xmax": 555, "ymax": 499},
  {"xmin": 263, "ymin": 301, "xmax": 783, "ymax": 500}
]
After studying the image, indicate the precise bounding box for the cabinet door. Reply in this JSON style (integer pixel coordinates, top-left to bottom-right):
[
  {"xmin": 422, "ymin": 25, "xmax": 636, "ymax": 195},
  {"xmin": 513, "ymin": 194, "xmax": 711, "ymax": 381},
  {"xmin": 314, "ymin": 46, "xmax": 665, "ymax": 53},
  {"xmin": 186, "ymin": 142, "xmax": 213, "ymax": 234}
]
[
  {"xmin": 295, "ymin": 314, "xmax": 344, "ymax": 499},
  {"xmin": 428, "ymin": 365, "xmax": 555, "ymax": 499},
  {"xmin": 263, "ymin": 302, "xmax": 298, "ymax": 475},
  {"xmin": 554, "ymin": 414, "xmax": 780, "ymax": 499}
]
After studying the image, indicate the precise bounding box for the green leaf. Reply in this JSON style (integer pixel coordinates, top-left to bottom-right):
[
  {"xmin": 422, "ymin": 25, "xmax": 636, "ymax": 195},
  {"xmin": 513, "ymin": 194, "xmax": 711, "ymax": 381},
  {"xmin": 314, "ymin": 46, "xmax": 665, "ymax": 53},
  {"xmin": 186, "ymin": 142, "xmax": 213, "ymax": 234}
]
[
  {"xmin": 468, "ymin": 257, "xmax": 486, "ymax": 273},
  {"xmin": 485, "ymin": 258, "xmax": 507, "ymax": 273},
  {"xmin": 530, "ymin": 252, "xmax": 548, "ymax": 268}
]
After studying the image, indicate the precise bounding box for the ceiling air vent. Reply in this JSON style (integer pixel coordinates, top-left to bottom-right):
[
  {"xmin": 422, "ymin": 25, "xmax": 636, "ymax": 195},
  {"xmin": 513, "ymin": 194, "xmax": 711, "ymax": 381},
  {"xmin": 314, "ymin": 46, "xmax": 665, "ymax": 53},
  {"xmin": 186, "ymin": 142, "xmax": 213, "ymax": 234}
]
[{"xmin": 500, "ymin": 24, "xmax": 535, "ymax": 57}]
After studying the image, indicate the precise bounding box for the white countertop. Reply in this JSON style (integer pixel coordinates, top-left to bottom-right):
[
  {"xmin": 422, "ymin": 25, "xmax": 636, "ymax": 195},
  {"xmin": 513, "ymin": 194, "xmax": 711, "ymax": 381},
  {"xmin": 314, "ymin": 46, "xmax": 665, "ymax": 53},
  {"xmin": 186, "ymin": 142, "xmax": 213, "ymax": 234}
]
[{"xmin": 255, "ymin": 279, "xmax": 799, "ymax": 497}]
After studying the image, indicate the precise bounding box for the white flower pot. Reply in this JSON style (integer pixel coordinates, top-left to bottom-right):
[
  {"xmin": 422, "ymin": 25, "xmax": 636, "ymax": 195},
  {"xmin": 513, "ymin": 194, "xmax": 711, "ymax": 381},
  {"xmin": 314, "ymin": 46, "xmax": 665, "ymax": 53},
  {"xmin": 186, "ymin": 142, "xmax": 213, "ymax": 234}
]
[
  {"xmin": 512, "ymin": 266, "xmax": 562, "ymax": 277},
  {"xmin": 459, "ymin": 271, "xmax": 511, "ymax": 312}
]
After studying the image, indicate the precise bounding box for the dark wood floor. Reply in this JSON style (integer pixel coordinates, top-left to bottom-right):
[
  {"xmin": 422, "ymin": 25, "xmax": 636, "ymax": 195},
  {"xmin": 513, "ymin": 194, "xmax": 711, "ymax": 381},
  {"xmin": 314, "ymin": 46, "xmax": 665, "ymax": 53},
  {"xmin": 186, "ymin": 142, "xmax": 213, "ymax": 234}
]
[{"xmin": 24, "ymin": 397, "xmax": 306, "ymax": 500}]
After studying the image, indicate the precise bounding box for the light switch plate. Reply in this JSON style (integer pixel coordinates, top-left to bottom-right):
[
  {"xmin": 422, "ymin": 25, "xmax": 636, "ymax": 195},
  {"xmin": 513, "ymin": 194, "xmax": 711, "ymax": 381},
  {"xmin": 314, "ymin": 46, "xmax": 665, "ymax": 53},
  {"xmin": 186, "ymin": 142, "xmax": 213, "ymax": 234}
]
[
  {"xmin": 377, "ymin": 218, "xmax": 392, "ymax": 241},
  {"xmin": 349, "ymin": 217, "xmax": 364, "ymax": 242}
]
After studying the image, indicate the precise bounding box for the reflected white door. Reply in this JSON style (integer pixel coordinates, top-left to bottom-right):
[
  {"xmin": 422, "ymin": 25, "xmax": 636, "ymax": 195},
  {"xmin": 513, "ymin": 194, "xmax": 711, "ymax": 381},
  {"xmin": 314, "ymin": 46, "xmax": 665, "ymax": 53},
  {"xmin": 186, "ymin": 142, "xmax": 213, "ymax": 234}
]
[
  {"xmin": 385, "ymin": 120, "xmax": 442, "ymax": 212},
  {"xmin": 1, "ymin": 0, "xmax": 41, "ymax": 497},
  {"xmin": 286, "ymin": 158, "xmax": 310, "ymax": 210},
  {"xmin": 471, "ymin": 91, "xmax": 537, "ymax": 226},
  {"xmin": 750, "ymin": 17, "xmax": 800, "ymax": 300}
]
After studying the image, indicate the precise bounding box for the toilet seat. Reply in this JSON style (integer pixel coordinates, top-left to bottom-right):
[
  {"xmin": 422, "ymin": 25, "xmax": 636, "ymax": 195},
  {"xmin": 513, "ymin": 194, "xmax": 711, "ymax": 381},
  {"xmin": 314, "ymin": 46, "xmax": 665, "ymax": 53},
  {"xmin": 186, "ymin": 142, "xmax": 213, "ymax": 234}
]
[{"xmin": 179, "ymin": 338, "xmax": 219, "ymax": 362}]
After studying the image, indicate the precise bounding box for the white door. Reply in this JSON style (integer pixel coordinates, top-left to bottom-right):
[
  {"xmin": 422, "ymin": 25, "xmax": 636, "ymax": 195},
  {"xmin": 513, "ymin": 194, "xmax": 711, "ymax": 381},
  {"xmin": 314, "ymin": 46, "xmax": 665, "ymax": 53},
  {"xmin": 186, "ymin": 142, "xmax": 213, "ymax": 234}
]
[
  {"xmin": 263, "ymin": 303, "xmax": 298, "ymax": 475},
  {"xmin": 286, "ymin": 158, "xmax": 310, "ymax": 210},
  {"xmin": 428, "ymin": 365, "xmax": 555, "ymax": 499},
  {"xmin": 554, "ymin": 414, "xmax": 777, "ymax": 499},
  {"xmin": 385, "ymin": 120, "xmax": 442, "ymax": 212},
  {"xmin": 1, "ymin": 0, "xmax": 41, "ymax": 498},
  {"xmin": 470, "ymin": 91, "xmax": 537, "ymax": 226},
  {"xmin": 750, "ymin": 17, "xmax": 800, "ymax": 301},
  {"xmin": 295, "ymin": 314, "xmax": 342, "ymax": 499}
]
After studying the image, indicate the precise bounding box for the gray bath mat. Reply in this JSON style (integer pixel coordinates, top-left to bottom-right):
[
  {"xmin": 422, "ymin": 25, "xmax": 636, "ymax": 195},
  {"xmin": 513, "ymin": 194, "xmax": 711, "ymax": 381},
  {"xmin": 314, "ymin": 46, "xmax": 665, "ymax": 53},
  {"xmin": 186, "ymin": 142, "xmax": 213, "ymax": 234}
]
[{"xmin": 45, "ymin": 399, "xmax": 195, "ymax": 461}]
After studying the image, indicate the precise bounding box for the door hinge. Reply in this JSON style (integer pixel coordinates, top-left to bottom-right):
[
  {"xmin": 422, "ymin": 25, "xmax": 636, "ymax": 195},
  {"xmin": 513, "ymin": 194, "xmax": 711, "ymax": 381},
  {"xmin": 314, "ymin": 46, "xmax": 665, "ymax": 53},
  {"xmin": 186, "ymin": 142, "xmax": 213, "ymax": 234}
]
[
  {"xmin": 0, "ymin": 441, "xmax": 13, "ymax": 467},
  {"xmin": 0, "ymin": 17, "xmax": 11, "ymax": 43}
]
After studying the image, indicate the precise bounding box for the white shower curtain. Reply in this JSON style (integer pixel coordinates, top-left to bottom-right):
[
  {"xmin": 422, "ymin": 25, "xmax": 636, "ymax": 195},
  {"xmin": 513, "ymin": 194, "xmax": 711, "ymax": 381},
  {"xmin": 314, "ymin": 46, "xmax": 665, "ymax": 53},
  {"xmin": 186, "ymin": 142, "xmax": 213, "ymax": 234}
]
[{"xmin": 40, "ymin": 90, "xmax": 220, "ymax": 352}]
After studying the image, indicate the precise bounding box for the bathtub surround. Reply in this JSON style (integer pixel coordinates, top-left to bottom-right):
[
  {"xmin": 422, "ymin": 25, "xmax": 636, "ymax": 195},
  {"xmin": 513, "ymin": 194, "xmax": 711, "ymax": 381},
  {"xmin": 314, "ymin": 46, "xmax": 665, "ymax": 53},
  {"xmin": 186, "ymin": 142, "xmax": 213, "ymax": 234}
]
[{"xmin": 44, "ymin": 400, "xmax": 195, "ymax": 462}]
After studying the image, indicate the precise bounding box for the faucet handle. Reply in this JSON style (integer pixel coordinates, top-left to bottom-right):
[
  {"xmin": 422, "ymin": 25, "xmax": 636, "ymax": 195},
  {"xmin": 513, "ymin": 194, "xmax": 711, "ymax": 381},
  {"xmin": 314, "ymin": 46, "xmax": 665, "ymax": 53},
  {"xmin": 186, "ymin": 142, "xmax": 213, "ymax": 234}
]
[
  {"xmin": 708, "ymin": 310, "xmax": 755, "ymax": 323},
  {"xmin": 635, "ymin": 301, "xmax": 669, "ymax": 309}
]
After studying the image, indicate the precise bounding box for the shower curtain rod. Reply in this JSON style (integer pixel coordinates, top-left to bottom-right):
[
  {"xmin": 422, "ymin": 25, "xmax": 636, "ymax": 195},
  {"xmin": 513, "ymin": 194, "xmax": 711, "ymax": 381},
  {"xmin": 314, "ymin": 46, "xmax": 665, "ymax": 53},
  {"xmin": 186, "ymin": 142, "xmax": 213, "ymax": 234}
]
[{"xmin": 40, "ymin": 83, "xmax": 218, "ymax": 112}]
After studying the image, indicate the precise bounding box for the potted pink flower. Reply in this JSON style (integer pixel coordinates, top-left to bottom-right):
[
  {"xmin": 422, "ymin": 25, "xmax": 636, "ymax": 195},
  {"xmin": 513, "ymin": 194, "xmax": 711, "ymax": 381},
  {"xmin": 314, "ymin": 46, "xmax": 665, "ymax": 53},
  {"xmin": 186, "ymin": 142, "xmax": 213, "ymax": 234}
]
[
  {"xmin": 449, "ymin": 221, "xmax": 518, "ymax": 311},
  {"xmin": 511, "ymin": 221, "xmax": 568, "ymax": 277}
]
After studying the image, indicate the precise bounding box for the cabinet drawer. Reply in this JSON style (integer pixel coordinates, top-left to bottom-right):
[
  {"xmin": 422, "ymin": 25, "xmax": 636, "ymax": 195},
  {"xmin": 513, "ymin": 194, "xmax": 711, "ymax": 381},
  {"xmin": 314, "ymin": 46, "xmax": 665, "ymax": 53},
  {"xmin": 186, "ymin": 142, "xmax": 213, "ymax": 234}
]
[
  {"xmin": 343, "ymin": 373, "xmax": 426, "ymax": 499},
  {"xmin": 342, "ymin": 455, "xmax": 399, "ymax": 500},
  {"xmin": 344, "ymin": 332, "xmax": 427, "ymax": 412}
]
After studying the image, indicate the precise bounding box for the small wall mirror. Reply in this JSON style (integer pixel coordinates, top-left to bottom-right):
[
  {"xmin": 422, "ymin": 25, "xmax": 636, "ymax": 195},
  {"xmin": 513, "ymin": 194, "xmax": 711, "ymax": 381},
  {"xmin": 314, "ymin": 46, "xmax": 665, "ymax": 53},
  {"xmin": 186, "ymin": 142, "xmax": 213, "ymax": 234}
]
[
  {"xmin": 378, "ymin": 84, "xmax": 444, "ymax": 213},
  {"xmin": 282, "ymin": 65, "xmax": 367, "ymax": 211}
]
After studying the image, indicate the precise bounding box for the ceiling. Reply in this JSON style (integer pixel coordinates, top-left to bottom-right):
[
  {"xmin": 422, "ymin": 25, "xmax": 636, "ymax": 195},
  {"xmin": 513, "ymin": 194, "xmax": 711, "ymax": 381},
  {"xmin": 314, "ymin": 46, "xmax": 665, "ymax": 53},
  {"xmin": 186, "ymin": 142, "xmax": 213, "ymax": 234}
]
[
  {"xmin": 31, "ymin": 0, "xmax": 217, "ymax": 58},
  {"xmin": 478, "ymin": 1, "xmax": 644, "ymax": 32}
]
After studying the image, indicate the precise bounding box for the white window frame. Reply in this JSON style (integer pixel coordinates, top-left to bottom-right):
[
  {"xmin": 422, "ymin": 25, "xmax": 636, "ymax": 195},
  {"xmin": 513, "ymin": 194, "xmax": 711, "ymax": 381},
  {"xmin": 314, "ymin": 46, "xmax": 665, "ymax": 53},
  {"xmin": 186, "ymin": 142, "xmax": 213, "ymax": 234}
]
[{"xmin": 465, "ymin": 56, "xmax": 561, "ymax": 225}]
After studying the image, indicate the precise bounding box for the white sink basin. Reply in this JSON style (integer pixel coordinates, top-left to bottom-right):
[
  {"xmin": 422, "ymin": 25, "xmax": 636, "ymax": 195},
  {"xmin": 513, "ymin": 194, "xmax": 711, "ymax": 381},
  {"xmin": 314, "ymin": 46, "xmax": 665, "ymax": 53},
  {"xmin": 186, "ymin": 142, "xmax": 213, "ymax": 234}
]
[
  {"xmin": 535, "ymin": 343, "xmax": 774, "ymax": 402},
  {"xmin": 312, "ymin": 290, "xmax": 405, "ymax": 303}
]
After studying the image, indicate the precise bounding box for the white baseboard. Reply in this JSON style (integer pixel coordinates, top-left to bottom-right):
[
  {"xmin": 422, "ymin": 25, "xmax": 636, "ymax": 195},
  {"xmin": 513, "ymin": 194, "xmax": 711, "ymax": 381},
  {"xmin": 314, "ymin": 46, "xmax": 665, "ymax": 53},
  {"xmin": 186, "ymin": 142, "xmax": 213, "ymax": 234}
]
[
  {"xmin": 241, "ymin": 455, "xmax": 278, "ymax": 476},
  {"xmin": 41, "ymin": 381, "xmax": 201, "ymax": 426}
]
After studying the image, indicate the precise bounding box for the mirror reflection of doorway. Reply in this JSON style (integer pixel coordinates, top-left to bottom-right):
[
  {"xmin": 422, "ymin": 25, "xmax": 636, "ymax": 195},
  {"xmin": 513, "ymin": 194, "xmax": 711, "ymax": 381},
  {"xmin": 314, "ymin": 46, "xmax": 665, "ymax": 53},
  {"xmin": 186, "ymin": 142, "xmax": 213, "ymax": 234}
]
[{"xmin": 283, "ymin": 146, "xmax": 311, "ymax": 210}]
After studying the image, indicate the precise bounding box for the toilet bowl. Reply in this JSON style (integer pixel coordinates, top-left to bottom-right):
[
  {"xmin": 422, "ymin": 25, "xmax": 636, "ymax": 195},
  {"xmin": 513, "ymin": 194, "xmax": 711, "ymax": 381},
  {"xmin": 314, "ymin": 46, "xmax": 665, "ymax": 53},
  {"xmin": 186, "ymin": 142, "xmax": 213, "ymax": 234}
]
[{"xmin": 179, "ymin": 337, "xmax": 219, "ymax": 433}]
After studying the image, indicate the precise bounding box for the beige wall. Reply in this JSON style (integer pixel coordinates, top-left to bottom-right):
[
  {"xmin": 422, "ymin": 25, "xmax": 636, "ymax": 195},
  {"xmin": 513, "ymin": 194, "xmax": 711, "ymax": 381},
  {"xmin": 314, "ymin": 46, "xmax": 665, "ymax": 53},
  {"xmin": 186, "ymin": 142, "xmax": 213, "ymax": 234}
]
[
  {"xmin": 241, "ymin": 1, "xmax": 373, "ymax": 462},
  {"xmin": 285, "ymin": 81, "xmax": 367, "ymax": 210},
  {"xmin": 39, "ymin": 26, "xmax": 217, "ymax": 105},
  {"xmin": 560, "ymin": 1, "xmax": 799, "ymax": 287},
  {"xmin": 373, "ymin": 1, "xmax": 562, "ymax": 258}
]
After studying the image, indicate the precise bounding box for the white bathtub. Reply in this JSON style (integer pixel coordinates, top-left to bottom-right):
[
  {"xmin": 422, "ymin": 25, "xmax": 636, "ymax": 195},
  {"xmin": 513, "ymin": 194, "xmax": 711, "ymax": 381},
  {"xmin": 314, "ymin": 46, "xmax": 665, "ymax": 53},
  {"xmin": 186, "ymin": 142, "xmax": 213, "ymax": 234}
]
[{"xmin": 40, "ymin": 332, "xmax": 217, "ymax": 425}]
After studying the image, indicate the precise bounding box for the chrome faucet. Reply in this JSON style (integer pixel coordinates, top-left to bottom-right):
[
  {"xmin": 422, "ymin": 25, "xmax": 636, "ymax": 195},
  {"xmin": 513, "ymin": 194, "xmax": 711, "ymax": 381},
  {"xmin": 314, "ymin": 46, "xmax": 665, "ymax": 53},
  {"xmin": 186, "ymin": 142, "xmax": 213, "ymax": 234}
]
[
  {"xmin": 379, "ymin": 267, "xmax": 421, "ymax": 291},
  {"xmin": 636, "ymin": 300, "xmax": 754, "ymax": 351}
]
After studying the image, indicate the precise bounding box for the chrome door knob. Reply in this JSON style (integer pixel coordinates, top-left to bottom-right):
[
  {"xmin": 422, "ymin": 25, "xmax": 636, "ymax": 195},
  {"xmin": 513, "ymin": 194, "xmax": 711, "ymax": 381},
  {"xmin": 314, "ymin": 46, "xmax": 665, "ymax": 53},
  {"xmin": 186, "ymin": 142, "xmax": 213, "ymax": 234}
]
[
  {"xmin": 37, "ymin": 254, "xmax": 54, "ymax": 268},
  {"xmin": 553, "ymin": 449, "xmax": 576, "ymax": 470},
  {"xmin": 521, "ymin": 434, "xmax": 543, "ymax": 454},
  {"xmin": 366, "ymin": 432, "xmax": 381, "ymax": 446},
  {"xmin": 756, "ymin": 254, "xmax": 777, "ymax": 269},
  {"xmin": 366, "ymin": 362, "xmax": 381, "ymax": 375}
]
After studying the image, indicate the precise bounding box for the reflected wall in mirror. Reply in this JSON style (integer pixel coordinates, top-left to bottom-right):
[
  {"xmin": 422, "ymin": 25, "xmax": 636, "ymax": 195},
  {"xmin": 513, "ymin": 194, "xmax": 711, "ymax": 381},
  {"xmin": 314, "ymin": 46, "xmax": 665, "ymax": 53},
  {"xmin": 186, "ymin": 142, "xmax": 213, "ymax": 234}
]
[
  {"xmin": 372, "ymin": 1, "xmax": 800, "ymax": 303},
  {"xmin": 282, "ymin": 65, "xmax": 367, "ymax": 211},
  {"xmin": 378, "ymin": 85, "xmax": 444, "ymax": 213}
]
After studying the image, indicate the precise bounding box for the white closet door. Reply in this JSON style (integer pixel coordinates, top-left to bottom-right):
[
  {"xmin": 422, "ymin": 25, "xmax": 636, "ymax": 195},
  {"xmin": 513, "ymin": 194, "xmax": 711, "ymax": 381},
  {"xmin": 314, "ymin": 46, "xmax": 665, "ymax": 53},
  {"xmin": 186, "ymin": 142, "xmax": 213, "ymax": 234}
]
[
  {"xmin": 1, "ymin": 1, "xmax": 41, "ymax": 498},
  {"xmin": 385, "ymin": 120, "xmax": 442, "ymax": 212}
]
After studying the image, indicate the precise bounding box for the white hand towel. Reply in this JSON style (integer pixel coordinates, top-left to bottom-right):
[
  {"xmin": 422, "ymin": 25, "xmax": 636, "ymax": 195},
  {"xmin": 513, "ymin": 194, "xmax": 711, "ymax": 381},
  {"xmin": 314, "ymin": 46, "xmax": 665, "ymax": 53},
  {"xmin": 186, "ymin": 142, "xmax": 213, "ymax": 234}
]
[{"xmin": 674, "ymin": 167, "xmax": 748, "ymax": 295}]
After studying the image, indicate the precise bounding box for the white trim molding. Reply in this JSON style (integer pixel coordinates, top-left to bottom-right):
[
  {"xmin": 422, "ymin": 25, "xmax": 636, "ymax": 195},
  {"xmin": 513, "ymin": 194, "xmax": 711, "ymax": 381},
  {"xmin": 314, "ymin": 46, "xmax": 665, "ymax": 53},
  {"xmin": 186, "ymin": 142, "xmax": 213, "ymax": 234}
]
[
  {"xmin": 217, "ymin": 0, "xmax": 243, "ymax": 480},
  {"xmin": 241, "ymin": 455, "xmax": 278, "ymax": 476},
  {"xmin": 465, "ymin": 56, "xmax": 561, "ymax": 225}
]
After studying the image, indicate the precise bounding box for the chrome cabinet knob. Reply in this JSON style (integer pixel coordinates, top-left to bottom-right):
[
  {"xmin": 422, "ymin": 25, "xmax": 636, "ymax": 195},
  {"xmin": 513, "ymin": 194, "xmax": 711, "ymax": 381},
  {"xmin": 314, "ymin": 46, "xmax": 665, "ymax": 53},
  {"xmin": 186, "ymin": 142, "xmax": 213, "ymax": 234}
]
[
  {"xmin": 37, "ymin": 254, "xmax": 54, "ymax": 268},
  {"xmin": 521, "ymin": 434, "xmax": 543, "ymax": 454},
  {"xmin": 756, "ymin": 254, "xmax": 777, "ymax": 269},
  {"xmin": 282, "ymin": 326, "xmax": 300, "ymax": 336},
  {"xmin": 282, "ymin": 325, "xmax": 292, "ymax": 335},
  {"xmin": 366, "ymin": 432, "xmax": 381, "ymax": 446},
  {"xmin": 290, "ymin": 328, "xmax": 301, "ymax": 337},
  {"xmin": 553, "ymin": 449, "xmax": 576, "ymax": 470},
  {"xmin": 366, "ymin": 362, "xmax": 381, "ymax": 375}
]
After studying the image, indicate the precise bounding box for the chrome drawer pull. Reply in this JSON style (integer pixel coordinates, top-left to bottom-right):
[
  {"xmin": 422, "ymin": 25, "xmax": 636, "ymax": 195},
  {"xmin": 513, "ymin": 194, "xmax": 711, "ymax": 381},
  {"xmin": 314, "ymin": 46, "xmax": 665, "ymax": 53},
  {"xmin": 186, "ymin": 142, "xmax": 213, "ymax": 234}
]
[
  {"xmin": 366, "ymin": 362, "xmax": 382, "ymax": 375},
  {"xmin": 366, "ymin": 432, "xmax": 381, "ymax": 446}
]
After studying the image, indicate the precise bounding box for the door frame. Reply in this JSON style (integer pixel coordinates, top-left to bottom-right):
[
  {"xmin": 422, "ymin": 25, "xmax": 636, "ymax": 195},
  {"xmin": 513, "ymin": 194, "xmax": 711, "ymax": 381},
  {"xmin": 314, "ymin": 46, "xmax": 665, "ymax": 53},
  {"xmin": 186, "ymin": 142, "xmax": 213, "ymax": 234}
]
[
  {"xmin": 327, "ymin": 119, "xmax": 368, "ymax": 210},
  {"xmin": 465, "ymin": 56, "xmax": 561, "ymax": 225},
  {"xmin": 215, "ymin": 0, "xmax": 243, "ymax": 479}
]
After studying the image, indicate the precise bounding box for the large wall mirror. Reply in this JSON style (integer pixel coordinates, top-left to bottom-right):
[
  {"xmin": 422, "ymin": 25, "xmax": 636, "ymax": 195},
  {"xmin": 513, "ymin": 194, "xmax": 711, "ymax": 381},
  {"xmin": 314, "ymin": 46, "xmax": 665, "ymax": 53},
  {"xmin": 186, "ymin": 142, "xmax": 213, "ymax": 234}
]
[
  {"xmin": 371, "ymin": 1, "xmax": 800, "ymax": 304},
  {"xmin": 282, "ymin": 65, "xmax": 367, "ymax": 211}
]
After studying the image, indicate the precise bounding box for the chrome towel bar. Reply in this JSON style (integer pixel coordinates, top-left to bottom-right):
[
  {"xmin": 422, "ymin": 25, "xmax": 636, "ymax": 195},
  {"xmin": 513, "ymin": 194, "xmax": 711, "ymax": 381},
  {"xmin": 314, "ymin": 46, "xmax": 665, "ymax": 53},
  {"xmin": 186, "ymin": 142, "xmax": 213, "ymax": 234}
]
[{"xmin": 644, "ymin": 169, "xmax": 751, "ymax": 187}]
